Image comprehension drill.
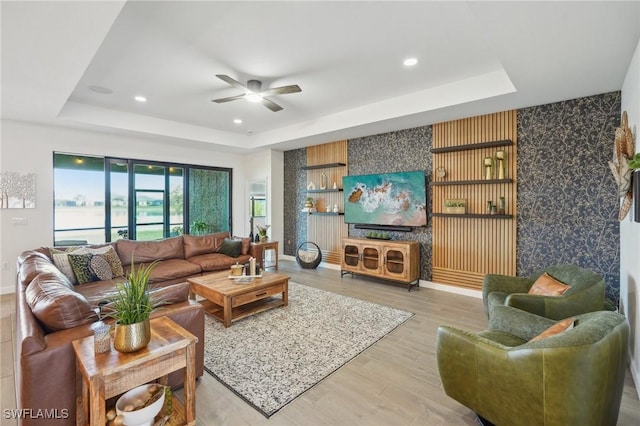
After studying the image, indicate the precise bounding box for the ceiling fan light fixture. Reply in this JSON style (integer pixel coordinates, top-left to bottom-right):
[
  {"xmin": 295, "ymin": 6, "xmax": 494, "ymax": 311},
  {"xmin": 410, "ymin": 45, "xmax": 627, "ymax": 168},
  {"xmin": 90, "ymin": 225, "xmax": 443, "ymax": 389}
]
[{"xmin": 246, "ymin": 93, "xmax": 263, "ymax": 103}]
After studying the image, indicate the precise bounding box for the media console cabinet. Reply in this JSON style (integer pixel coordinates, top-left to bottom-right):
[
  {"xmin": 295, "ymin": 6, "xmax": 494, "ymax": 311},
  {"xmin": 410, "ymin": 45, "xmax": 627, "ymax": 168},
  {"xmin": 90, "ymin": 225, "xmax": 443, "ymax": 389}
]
[{"xmin": 340, "ymin": 237, "xmax": 420, "ymax": 290}]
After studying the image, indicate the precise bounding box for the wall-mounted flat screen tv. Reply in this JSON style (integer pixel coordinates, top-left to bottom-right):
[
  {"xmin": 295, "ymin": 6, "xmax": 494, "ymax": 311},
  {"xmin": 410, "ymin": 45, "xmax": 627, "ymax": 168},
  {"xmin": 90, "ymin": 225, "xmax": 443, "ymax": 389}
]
[{"xmin": 343, "ymin": 170, "xmax": 427, "ymax": 227}]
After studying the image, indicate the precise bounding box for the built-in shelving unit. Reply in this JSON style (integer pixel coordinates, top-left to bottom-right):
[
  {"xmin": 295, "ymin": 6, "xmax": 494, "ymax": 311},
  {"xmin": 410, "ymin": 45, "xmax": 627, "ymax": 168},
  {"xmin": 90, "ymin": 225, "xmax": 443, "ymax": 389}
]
[
  {"xmin": 304, "ymin": 141, "xmax": 349, "ymax": 265},
  {"xmin": 302, "ymin": 162, "xmax": 346, "ymax": 170},
  {"xmin": 430, "ymin": 139, "xmax": 513, "ymax": 153},
  {"xmin": 431, "ymin": 213, "xmax": 513, "ymax": 219},
  {"xmin": 431, "ymin": 111, "xmax": 517, "ymax": 290},
  {"xmin": 431, "ymin": 179, "xmax": 513, "ymax": 186}
]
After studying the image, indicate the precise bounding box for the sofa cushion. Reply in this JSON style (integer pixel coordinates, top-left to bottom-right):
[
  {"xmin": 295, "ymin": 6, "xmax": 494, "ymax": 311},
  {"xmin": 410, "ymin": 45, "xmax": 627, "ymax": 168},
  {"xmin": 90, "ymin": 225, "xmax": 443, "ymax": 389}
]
[
  {"xmin": 529, "ymin": 317, "xmax": 575, "ymax": 342},
  {"xmin": 188, "ymin": 253, "xmax": 251, "ymax": 272},
  {"xmin": 19, "ymin": 253, "xmax": 72, "ymax": 289},
  {"xmin": 25, "ymin": 273, "xmax": 98, "ymax": 332},
  {"xmin": 123, "ymin": 259, "xmax": 202, "ymax": 284},
  {"xmin": 528, "ymin": 272, "xmax": 571, "ymax": 296},
  {"xmin": 183, "ymin": 234, "xmax": 217, "ymax": 258},
  {"xmin": 116, "ymin": 236, "xmax": 185, "ymax": 266},
  {"xmin": 219, "ymin": 238, "xmax": 243, "ymax": 257}
]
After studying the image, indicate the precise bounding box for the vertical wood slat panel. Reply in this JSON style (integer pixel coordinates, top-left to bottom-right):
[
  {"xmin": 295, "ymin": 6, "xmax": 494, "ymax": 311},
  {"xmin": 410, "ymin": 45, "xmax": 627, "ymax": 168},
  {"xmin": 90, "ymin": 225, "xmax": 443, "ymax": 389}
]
[
  {"xmin": 306, "ymin": 141, "xmax": 348, "ymax": 265},
  {"xmin": 432, "ymin": 111, "xmax": 517, "ymax": 289}
]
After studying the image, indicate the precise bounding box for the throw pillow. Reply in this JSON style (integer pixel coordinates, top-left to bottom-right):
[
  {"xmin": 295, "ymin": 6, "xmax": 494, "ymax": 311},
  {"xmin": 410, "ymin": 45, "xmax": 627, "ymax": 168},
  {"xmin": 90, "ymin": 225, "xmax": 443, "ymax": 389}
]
[
  {"xmin": 233, "ymin": 236, "xmax": 252, "ymax": 255},
  {"xmin": 529, "ymin": 317, "xmax": 575, "ymax": 342},
  {"xmin": 528, "ymin": 272, "xmax": 571, "ymax": 296},
  {"xmin": 218, "ymin": 238, "xmax": 243, "ymax": 258},
  {"xmin": 51, "ymin": 247, "xmax": 85, "ymax": 284},
  {"xmin": 84, "ymin": 246, "xmax": 124, "ymax": 277},
  {"xmin": 89, "ymin": 255, "xmax": 113, "ymax": 281},
  {"xmin": 68, "ymin": 253, "xmax": 98, "ymax": 284}
]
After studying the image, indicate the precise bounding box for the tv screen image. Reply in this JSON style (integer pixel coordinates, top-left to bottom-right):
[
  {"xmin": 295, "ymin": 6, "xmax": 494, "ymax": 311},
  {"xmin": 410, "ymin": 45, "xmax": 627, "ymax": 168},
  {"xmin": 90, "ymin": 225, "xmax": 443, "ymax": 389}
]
[{"xmin": 343, "ymin": 170, "xmax": 427, "ymax": 227}]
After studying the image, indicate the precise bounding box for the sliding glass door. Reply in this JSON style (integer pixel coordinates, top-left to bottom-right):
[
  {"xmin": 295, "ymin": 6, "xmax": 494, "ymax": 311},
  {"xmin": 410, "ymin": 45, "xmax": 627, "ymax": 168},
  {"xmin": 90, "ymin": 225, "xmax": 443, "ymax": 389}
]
[{"xmin": 54, "ymin": 153, "xmax": 230, "ymax": 244}]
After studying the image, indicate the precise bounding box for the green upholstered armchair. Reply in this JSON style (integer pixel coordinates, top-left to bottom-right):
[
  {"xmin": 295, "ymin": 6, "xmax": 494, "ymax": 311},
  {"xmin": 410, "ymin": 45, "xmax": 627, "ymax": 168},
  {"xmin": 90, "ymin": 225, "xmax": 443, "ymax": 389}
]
[
  {"xmin": 482, "ymin": 264, "xmax": 605, "ymax": 320},
  {"xmin": 436, "ymin": 306, "xmax": 629, "ymax": 426}
]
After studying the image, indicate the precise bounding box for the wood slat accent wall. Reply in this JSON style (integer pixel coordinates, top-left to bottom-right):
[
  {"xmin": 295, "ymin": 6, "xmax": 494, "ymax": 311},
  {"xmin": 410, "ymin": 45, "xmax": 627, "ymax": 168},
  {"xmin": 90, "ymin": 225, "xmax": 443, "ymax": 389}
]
[
  {"xmin": 306, "ymin": 141, "xmax": 349, "ymax": 264},
  {"xmin": 432, "ymin": 111, "xmax": 517, "ymax": 289}
]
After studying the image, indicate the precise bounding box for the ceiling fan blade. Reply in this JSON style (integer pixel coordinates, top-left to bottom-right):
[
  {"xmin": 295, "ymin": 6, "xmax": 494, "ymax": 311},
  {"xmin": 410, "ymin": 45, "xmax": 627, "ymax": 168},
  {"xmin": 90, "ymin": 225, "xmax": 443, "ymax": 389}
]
[
  {"xmin": 261, "ymin": 85, "xmax": 301, "ymax": 97},
  {"xmin": 261, "ymin": 98, "xmax": 283, "ymax": 112},
  {"xmin": 216, "ymin": 74, "xmax": 248, "ymax": 91},
  {"xmin": 211, "ymin": 94, "xmax": 246, "ymax": 103}
]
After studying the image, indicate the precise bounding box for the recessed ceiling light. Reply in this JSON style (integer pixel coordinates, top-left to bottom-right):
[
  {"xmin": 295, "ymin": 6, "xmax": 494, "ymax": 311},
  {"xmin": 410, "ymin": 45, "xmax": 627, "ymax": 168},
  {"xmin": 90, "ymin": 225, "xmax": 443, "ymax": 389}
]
[
  {"xmin": 233, "ymin": 119, "xmax": 242, "ymax": 124},
  {"xmin": 134, "ymin": 95, "xmax": 147, "ymax": 102},
  {"xmin": 403, "ymin": 58, "xmax": 418, "ymax": 67},
  {"xmin": 88, "ymin": 85, "xmax": 113, "ymax": 95}
]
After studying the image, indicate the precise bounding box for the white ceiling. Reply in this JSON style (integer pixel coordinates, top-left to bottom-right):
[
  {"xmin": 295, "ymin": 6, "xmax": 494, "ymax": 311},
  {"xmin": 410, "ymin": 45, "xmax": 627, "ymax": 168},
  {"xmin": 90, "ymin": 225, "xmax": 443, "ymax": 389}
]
[{"xmin": 2, "ymin": 1, "xmax": 639, "ymax": 153}]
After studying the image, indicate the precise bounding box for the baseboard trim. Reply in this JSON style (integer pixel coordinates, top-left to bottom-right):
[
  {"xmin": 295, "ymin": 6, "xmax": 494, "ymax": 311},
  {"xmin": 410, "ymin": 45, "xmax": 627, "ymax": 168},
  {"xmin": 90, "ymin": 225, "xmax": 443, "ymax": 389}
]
[{"xmin": 420, "ymin": 280, "xmax": 482, "ymax": 299}]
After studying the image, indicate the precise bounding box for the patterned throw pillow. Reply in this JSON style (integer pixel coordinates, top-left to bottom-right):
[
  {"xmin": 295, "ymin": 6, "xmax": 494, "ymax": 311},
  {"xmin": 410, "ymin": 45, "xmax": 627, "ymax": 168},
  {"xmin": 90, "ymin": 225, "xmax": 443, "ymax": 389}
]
[
  {"xmin": 51, "ymin": 247, "xmax": 84, "ymax": 284},
  {"xmin": 87, "ymin": 246, "xmax": 124, "ymax": 277},
  {"xmin": 68, "ymin": 253, "xmax": 97, "ymax": 284},
  {"xmin": 89, "ymin": 255, "xmax": 113, "ymax": 281}
]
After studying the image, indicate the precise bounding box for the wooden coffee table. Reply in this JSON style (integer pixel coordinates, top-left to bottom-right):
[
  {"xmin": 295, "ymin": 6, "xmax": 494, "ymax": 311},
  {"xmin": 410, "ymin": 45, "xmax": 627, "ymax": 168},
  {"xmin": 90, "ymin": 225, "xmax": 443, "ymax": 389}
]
[{"xmin": 188, "ymin": 271, "xmax": 289, "ymax": 327}]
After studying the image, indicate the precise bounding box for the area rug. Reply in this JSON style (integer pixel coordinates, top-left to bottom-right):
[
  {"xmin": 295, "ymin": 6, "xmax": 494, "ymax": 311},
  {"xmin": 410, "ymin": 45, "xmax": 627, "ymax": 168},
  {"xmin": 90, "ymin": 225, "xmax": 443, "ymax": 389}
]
[{"xmin": 202, "ymin": 281, "xmax": 413, "ymax": 417}]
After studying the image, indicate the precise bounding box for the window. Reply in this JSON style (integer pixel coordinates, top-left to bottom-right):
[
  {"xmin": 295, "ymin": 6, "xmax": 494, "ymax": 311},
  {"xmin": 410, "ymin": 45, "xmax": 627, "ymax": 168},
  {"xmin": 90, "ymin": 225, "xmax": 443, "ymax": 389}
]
[{"xmin": 53, "ymin": 153, "xmax": 232, "ymax": 244}]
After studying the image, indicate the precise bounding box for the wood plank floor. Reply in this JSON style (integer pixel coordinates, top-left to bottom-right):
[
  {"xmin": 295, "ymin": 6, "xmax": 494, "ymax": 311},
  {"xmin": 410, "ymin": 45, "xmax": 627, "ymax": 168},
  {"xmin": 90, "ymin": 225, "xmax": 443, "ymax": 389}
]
[{"xmin": 2, "ymin": 259, "xmax": 639, "ymax": 425}]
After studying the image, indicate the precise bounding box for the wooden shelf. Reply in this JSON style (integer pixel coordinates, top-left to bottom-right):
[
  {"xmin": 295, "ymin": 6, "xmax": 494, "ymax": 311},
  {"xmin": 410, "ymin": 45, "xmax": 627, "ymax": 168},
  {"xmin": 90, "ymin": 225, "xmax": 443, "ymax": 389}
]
[
  {"xmin": 431, "ymin": 213, "xmax": 513, "ymax": 219},
  {"xmin": 431, "ymin": 139, "xmax": 513, "ymax": 154},
  {"xmin": 431, "ymin": 179, "xmax": 513, "ymax": 186},
  {"xmin": 306, "ymin": 188, "xmax": 343, "ymax": 193},
  {"xmin": 302, "ymin": 162, "xmax": 346, "ymax": 170}
]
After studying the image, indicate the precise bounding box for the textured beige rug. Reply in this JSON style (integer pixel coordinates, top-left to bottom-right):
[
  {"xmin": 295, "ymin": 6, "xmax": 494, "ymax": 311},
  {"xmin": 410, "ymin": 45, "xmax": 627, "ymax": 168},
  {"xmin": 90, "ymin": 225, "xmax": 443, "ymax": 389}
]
[{"xmin": 203, "ymin": 281, "xmax": 413, "ymax": 417}]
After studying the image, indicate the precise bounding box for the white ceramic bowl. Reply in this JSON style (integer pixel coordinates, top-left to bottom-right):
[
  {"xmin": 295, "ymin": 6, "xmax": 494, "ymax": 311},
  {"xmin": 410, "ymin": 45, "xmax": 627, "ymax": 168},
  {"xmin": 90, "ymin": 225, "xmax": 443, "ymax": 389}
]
[{"xmin": 115, "ymin": 384, "xmax": 165, "ymax": 426}]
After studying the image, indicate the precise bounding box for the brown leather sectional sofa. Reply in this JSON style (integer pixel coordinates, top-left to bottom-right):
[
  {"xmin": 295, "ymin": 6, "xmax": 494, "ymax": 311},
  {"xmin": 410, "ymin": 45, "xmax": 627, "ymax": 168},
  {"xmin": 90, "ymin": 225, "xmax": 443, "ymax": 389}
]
[{"xmin": 15, "ymin": 232, "xmax": 252, "ymax": 426}]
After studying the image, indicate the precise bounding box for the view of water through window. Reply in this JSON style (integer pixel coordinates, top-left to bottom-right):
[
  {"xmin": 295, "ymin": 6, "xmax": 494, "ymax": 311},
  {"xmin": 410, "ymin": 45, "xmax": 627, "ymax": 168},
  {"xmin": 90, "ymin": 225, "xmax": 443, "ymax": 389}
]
[{"xmin": 54, "ymin": 153, "xmax": 230, "ymax": 244}]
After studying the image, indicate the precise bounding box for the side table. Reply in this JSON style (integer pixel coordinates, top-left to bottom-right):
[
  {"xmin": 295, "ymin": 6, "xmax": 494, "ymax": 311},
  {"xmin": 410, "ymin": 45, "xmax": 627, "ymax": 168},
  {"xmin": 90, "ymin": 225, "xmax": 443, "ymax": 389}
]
[
  {"xmin": 251, "ymin": 240, "xmax": 279, "ymax": 271},
  {"xmin": 72, "ymin": 316, "xmax": 198, "ymax": 426}
]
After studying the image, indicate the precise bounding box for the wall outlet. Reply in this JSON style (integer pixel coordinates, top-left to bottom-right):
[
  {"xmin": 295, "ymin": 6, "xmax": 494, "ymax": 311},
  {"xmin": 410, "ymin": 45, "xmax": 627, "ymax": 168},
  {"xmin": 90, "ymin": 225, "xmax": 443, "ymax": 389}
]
[{"xmin": 12, "ymin": 217, "xmax": 27, "ymax": 225}]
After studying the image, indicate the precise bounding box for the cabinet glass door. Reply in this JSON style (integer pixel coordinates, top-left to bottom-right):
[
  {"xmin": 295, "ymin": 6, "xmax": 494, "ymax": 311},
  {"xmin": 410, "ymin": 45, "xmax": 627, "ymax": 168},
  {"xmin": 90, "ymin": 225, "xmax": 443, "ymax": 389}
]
[
  {"xmin": 384, "ymin": 248, "xmax": 407, "ymax": 278},
  {"xmin": 343, "ymin": 244, "xmax": 360, "ymax": 268},
  {"xmin": 362, "ymin": 246, "xmax": 381, "ymax": 272}
]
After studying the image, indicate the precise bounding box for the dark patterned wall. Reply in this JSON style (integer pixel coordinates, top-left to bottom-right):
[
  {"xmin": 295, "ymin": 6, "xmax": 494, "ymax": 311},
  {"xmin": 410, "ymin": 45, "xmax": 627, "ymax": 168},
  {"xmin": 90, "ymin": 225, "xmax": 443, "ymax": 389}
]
[
  {"xmin": 283, "ymin": 148, "xmax": 308, "ymax": 256},
  {"xmin": 347, "ymin": 128, "xmax": 433, "ymax": 280},
  {"xmin": 282, "ymin": 92, "xmax": 621, "ymax": 299},
  {"xmin": 517, "ymin": 92, "xmax": 621, "ymax": 301}
]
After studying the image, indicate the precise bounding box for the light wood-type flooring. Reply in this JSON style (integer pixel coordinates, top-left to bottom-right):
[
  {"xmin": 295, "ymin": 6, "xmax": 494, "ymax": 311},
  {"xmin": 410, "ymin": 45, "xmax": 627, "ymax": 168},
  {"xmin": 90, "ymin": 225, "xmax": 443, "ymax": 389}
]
[{"xmin": 2, "ymin": 260, "xmax": 639, "ymax": 425}]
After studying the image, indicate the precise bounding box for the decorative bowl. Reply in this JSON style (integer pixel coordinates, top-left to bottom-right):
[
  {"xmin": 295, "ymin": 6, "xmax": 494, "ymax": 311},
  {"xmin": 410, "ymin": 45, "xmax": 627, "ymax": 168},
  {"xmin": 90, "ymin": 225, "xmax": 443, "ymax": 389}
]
[{"xmin": 115, "ymin": 384, "xmax": 165, "ymax": 426}]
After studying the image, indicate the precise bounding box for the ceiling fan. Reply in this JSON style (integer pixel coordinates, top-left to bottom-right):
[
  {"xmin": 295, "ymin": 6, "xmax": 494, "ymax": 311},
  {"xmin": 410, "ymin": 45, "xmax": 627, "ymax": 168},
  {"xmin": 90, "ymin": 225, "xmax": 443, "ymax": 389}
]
[{"xmin": 211, "ymin": 74, "xmax": 301, "ymax": 112}]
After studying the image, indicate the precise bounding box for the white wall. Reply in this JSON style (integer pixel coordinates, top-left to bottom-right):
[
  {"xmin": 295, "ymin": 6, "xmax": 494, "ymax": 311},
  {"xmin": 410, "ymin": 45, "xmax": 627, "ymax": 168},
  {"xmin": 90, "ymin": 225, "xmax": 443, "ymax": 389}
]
[
  {"xmin": 621, "ymin": 37, "xmax": 640, "ymax": 398},
  {"xmin": 0, "ymin": 120, "xmax": 283, "ymax": 293}
]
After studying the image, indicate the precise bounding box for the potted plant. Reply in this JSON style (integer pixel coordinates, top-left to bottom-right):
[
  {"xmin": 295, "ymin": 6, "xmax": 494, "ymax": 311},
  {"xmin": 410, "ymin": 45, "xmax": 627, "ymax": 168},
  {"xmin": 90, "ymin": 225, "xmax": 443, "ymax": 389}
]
[
  {"xmin": 191, "ymin": 220, "xmax": 208, "ymax": 235},
  {"xmin": 256, "ymin": 224, "xmax": 271, "ymax": 242},
  {"xmin": 444, "ymin": 199, "xmax": 467, "ymax": 214},
  {"xmin": 109, "ymin": 260, "xmax": 158, "ymax": 353}
]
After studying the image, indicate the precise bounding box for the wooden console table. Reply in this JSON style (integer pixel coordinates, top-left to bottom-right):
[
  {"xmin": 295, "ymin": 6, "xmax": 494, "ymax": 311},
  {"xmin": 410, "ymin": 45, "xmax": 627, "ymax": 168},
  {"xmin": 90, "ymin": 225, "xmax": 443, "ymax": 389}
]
[
  {"xmin": 72, "ymin": 316, "xmax": 198, "ymax": 426},
  {"xmin": 251, "ymin": 240, "xmax": 279, "ymax": 270}
]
